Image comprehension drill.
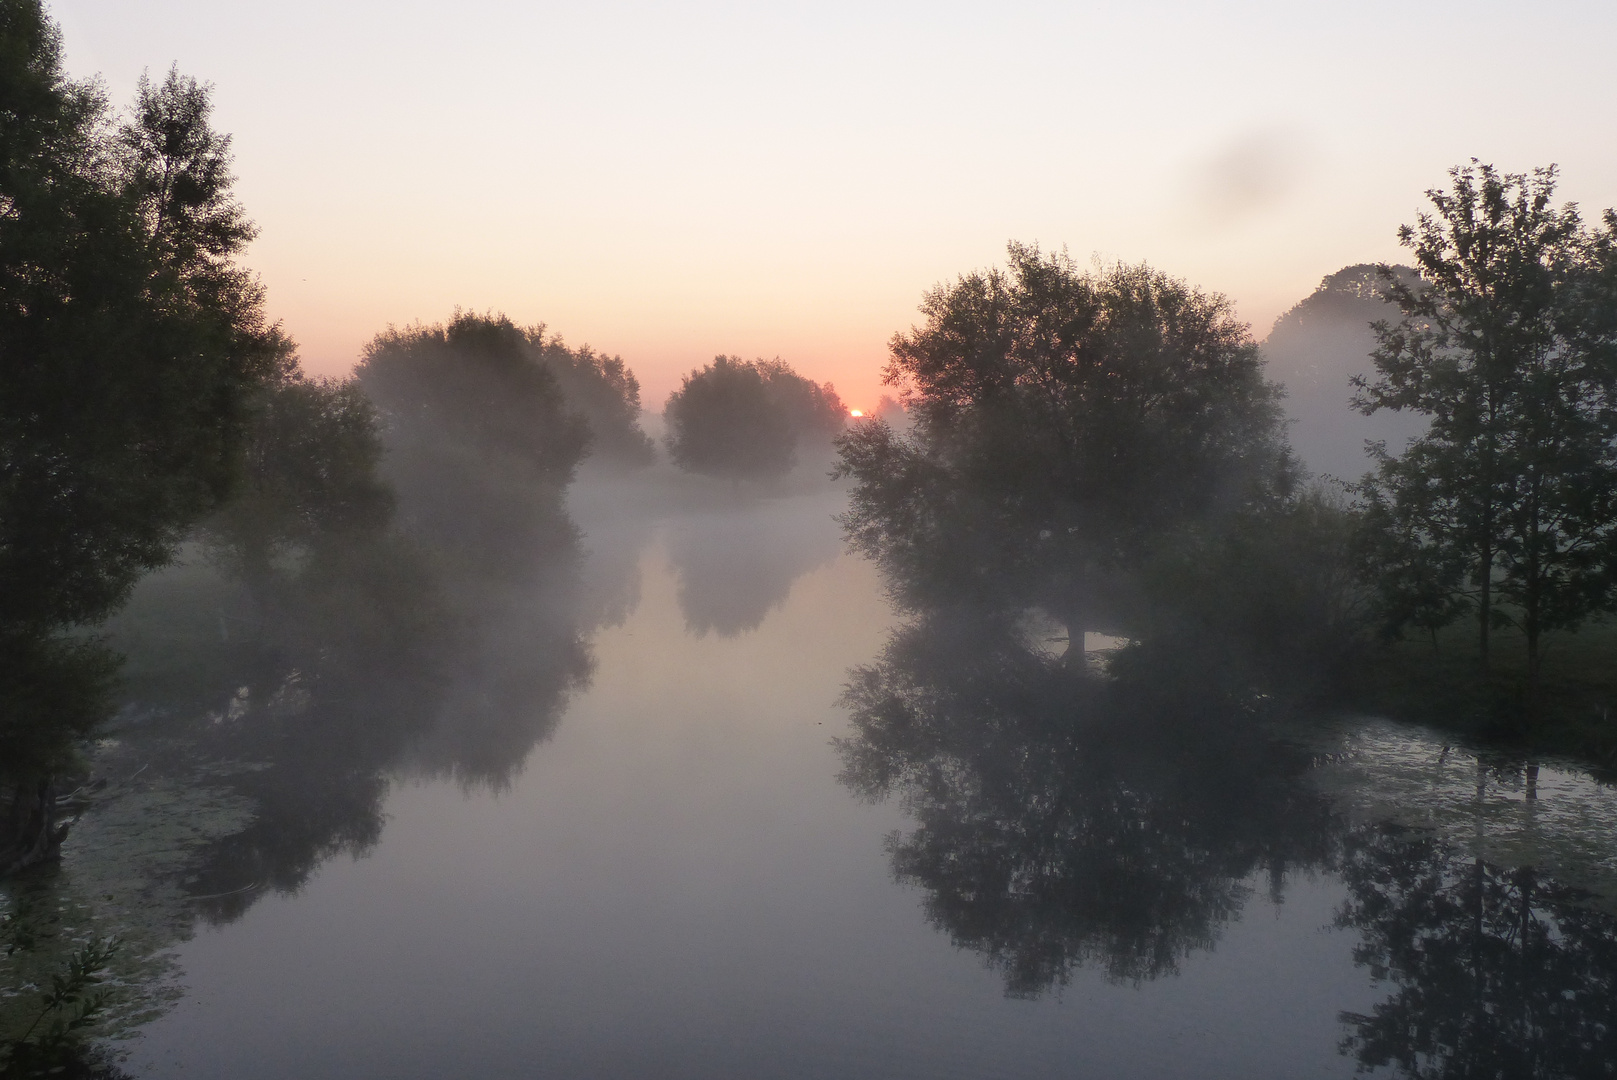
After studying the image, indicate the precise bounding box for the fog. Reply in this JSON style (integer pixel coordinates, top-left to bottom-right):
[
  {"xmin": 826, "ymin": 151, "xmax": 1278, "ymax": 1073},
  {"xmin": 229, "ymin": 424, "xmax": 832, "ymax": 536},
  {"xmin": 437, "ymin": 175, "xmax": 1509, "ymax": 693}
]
[
  {"xmin": 1262, "ymin": 264, "xmax": 1429, "ymax": 483},
  {"xmin": 8, "ymin": 14, "xmax": 1617, "ymax": 1070}
]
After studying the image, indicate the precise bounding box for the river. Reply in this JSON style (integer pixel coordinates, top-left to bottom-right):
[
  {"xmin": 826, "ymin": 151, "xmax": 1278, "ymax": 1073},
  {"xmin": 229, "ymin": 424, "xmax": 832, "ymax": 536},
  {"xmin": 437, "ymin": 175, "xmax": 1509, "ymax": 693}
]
[{"xmin": 13, "ymin": 479, "xmax": 1617, "ymax": 1078}]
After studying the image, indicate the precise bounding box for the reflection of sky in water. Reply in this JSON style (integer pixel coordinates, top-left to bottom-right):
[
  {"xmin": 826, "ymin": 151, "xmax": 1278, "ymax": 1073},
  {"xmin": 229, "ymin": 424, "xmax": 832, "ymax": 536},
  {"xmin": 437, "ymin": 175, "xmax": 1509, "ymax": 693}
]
[
  {"xmin": 1303, "ymin": 718, "xmax": 1617, "ymax": 905},
  {"xmin": 117, "ymin": 492, "xmax": 1383, "ymax": 1080}
]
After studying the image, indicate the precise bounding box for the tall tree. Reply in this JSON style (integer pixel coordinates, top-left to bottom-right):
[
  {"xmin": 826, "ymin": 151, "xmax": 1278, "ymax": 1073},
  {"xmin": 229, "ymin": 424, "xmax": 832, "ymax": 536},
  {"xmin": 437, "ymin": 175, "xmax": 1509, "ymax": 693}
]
[
  {"xmin": 1, "ymin": 1, "xmax": 287, "ymax": 872},
  {"xmin": 1356, "ymin": 163, "xmax": 1617, "ymax": 683}
]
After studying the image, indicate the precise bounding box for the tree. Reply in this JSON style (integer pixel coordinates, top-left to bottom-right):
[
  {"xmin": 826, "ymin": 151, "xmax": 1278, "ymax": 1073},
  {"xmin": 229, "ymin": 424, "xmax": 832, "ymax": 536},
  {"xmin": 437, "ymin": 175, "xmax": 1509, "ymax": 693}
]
[
  {"xmin": 199, "ymin": 375, "xmax": 395, "ymax": 603},
  {"xmin": 836, "ymin": 244, "xmax": 1296, "ymax": 623},
  {"xmin": 1356, "ymin": 163, "xmax": 1617, "ymax": 685},
  {"xmin": 356, "ymin": 312, "xmax": 591, "ymax": 563},
  {"xmin": 663, "ymin": 355, "xmax": 844, "ymax": 481},
  {"xmin": 531, "ymin": 335, "xmax": 655, "ymax": 467},
  {"xmin": 1, "ymin": 2, "xmax": 289, "ymax": 873},
  {"xmin": 1263, "ymin": 263, "xmax": 1426, "ymax": 480}
]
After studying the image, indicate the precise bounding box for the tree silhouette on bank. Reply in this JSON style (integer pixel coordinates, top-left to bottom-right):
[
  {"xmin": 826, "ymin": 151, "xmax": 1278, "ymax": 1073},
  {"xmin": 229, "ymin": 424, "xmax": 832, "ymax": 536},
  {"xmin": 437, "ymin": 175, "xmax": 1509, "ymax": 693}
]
[
  {"xmin": 1, "ymin": 3, "xmax": 290, "ymax": 874},
  {"xmin": 833, "ymin": 245, "xmax": 1323, "ymax": 664},
  {"xmin": 1357, "ymin": 163, "xmax": 1617, "ymax": 686},
  {"xmin": 663, "ymin": 355, "xmax": 845, "ymax": 481}
]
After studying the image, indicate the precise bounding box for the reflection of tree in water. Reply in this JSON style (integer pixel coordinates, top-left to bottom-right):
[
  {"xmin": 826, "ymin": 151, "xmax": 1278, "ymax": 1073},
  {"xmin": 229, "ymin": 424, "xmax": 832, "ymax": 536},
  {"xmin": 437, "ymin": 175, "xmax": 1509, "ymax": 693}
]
[
  {"xmin": 173, "ymin": 523, "xmax": 592, "ymax": 923},
  {"xmin": 667, "ymin": 498, "xmax": 841, "ymax": 637},
  {"xmin": 838, "ymin": 608, "xmax": 1336, "ymax": 995},
  {"xmin": 1337, "ymin": 826, "xmax": 1617, "ymax": 1079},
  {"xmin": 841, "ymin": 603, "xmax": 1617, "ymax": 1067}
]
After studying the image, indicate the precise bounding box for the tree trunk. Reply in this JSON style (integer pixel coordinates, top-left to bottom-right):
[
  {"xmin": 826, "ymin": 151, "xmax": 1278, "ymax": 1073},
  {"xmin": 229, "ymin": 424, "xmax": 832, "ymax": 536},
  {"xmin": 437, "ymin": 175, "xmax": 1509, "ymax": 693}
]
[
  {"xmin": 1525, "ymin": 617, "xmax": 1541, "ymax": 713},
  {"xmin": 1523, "ymin": 487, "xmax": 1545, "ymax": 716},
  {"xmin": 0, "ymin": 777, "xmax": 64, "ymax": 878},
  {"xmin": 1478, "ymin": 537, "xmax": 1493, "ymax": 676}
]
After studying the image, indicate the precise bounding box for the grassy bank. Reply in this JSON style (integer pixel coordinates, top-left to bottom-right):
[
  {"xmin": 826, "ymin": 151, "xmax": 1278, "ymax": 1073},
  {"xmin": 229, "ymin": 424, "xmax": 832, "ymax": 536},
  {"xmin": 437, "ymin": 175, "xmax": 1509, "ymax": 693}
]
[{"xmin": 1350, "ymin": 617, "xmax": 1617, "ymax": 772}]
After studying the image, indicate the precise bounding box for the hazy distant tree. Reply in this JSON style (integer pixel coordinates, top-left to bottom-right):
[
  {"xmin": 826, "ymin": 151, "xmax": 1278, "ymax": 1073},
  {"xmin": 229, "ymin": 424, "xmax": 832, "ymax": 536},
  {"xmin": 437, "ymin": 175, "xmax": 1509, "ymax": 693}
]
[
  {"xmin": 1, "ymin": 2, "xmax": 289, "ymax": 873},
  {"xmin": 836, "ymin": 245, "xmax": 1296, "ymax": 621},
  {"xmin": 530, "ymin": 332, "xmax": 654, "ymax": 466},
  {"xmin": 1263, "ymin": 263, "xmax": 1425, "ymax": 480},
  {"xmin": 1355, "ymin": 163, "xmax": 1617, "ymax": 682},
  {"xmin": 753, "ymin": 357, "xmax": 847, "ymax": 443},
  {"xmin": 356, "ymin": 313, "xmax": 591, "ymax": 561},
  {"xmin": 663, "ymin": 355, "xmax": 844, "ymax": 481}
]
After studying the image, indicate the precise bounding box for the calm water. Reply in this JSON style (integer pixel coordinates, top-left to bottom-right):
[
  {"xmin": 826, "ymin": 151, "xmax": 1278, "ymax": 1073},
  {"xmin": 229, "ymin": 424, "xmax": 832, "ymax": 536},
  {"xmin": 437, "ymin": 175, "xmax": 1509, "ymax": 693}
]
[{"xmin": 31, "ymin": 481, "xmax": 1617, "ymax": 1078}]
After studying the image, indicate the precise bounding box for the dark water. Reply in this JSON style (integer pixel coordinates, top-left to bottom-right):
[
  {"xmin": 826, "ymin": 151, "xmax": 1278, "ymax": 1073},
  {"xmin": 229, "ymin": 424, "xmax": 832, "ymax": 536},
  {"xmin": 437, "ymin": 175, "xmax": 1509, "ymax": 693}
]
[{"xmin": 21, "ymin": 482, "xmax": 1617, "ymax": 1078}]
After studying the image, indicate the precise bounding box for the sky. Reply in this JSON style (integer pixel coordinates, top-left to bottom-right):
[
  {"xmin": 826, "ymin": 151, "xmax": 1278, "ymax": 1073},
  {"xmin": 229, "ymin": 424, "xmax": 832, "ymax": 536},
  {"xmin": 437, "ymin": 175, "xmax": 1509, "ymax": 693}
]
[{"xmin": 50, "ymin": 0, "xmax": 1617, "ymax": 411}]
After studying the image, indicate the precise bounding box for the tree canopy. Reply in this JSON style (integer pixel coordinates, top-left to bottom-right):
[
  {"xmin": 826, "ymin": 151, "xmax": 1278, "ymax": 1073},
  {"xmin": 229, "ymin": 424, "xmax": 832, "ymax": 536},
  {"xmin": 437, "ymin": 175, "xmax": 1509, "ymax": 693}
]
[
  {"xmin": 836, "ymin": 244, "xmax": 1296, "ymax": 623},
  {"xmin": 1, "ymin": 0, "xmax": 291, "ymax": 873},
  {"xmin": 0, "ymin": 17, "xmax": 289, "ymax": 636},
  {"xmin": 357, "ymin": 312, "xmax": 649, "ymax": 475},
  {"xmin": 356, "ymin": 313, "xmax": 592, "ymax": 562},
  {"xmin": 662, "ymin": 355, "xmax": 845, "ymax": 481}
]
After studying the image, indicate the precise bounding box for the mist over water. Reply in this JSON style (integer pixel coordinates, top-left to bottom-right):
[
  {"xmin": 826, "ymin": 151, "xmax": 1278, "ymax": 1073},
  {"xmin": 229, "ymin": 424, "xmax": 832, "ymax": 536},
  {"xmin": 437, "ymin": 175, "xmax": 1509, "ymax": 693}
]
[
  {"xmin": 6, "ymin": 16, "xmax": 1617, "ymax": 1068},
  {"xmin": 4, "ymin": 475, "xmax": 1606, "ymax": 1079}
]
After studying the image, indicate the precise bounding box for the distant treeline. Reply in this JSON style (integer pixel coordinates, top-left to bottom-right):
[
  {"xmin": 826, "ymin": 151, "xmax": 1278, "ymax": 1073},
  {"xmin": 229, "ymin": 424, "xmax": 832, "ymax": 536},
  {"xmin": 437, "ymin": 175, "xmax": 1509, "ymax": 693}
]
[{"xmin": 1, "ymin": 0, "xmax": 852, "ymax": 896}]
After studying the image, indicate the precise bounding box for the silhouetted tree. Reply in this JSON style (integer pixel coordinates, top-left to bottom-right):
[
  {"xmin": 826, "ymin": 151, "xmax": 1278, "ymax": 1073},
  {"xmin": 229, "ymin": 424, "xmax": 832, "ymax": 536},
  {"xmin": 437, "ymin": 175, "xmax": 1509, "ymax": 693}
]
[
  {"xmin": 836, "ymin": 245, "xmax": 1297, "ymax": 630},
  {"xmin": 1, "ymin": 2, "xmax": 289, "ymax": 873},
  {"xmin": 663, "ymin": 355, "xmax": 844, "ymax": 480},
  {"xmin": 1356, "ymin": 163, "xmax": 1617, "ymax": 684}
]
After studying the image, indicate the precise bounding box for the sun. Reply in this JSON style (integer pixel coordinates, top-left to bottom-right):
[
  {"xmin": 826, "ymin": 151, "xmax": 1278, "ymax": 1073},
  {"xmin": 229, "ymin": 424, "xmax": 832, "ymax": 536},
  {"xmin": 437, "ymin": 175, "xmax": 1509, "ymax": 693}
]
[{"xmin": 849, "ymin": 409, "xmax": 865, "ymax": 418}]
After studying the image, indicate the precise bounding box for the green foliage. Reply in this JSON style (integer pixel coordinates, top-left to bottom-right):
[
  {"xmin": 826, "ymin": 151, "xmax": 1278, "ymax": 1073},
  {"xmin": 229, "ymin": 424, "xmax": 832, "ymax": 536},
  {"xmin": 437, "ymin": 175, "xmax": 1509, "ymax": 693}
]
[
  {"xmin": 358, "ymin": 312, "xmax": 647, "ymax": 475},
  {"xmin": 0, "ymin": 0, "xmax": 288, "ymax": 872},
  {"xmin": 1130, "ymin": 484, "xmax": 1371, "ymax": 691},
  {"xmin": 199, "ymin": 375, "xmax": 394, "ymax": 593},
  {"xmin": 0, "ymin": 910, "xmax": 123, "ymax": 1080},
  {"xmin": 1356, "ymin": 163, "xmax": 1617, "ymax": 681},
  {"xmin": 0, "ymin": 21, "xmax": 290, "ymax": 634},
  {"xmin": 663, "ymin": 355, "xmax": 845, "ymax": 480},
  {"xmin": 0, "ymin": 636, "xmax": 117, "ymax": 785}
]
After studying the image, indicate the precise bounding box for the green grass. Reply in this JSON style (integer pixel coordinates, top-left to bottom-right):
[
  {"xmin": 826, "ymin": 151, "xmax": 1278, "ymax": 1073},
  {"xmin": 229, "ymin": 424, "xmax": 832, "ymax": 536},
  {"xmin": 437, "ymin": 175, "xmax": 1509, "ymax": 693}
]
[{"xmin": 1350, "ymin": 615, "xmax": 1617, "ymax": 772}]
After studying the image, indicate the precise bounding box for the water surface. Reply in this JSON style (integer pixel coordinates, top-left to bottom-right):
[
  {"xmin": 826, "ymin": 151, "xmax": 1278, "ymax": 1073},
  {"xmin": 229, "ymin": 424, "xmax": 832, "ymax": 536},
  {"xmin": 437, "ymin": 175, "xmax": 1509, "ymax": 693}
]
[{"xmin": 36, "ymin": 483, "xmax": 1617, "ymax": 1077}]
